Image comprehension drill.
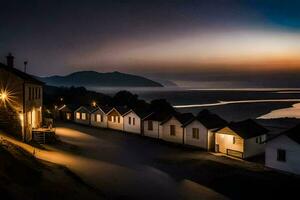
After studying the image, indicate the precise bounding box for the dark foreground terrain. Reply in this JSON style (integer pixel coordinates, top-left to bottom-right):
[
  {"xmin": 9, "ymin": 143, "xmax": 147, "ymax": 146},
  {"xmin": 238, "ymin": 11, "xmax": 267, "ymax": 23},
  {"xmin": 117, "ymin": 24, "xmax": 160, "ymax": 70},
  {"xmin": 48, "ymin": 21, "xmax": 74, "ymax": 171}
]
[{"xmin": 0, "ymin": 138, "xmax": 104, "ymax": 200}]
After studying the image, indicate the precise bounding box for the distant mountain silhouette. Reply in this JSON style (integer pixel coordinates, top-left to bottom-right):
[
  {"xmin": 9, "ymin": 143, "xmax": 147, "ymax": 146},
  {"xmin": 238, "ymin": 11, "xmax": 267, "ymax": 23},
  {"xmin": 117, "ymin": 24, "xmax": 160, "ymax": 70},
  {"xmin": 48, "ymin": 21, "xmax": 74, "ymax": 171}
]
[{"xmin": 38, "ymin": 71, "xmax": 163, "ymax": 87}]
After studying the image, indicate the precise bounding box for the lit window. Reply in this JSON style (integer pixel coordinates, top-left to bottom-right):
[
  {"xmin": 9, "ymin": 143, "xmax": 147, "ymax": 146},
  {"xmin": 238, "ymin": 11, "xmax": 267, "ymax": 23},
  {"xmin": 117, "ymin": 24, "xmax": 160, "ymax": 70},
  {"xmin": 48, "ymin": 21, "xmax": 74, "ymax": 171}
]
[
  {"xmin": 277, "ymin": 149, "xmax": 286, "ymax": 162},
  {"xmin": 76, "ymin": 112, "xmax": 80, "ymax": 119},
  {"xmin": 96, "ymin": 114, "xmax": 101, "ymax": 122},
  {"xmin": 148, "ymin": 120, "xmax": 153, "ymax": 130},
  {"xmin": 81, "ymin": 113, "xmax": 86, "ymax": 120},
  {"xmin": 192, "ymin": 128, "xmax": 199, "ymax": 139},
  {"xmin": 170, "ymin": 125, "xmax": 176, "ymax": 136}
]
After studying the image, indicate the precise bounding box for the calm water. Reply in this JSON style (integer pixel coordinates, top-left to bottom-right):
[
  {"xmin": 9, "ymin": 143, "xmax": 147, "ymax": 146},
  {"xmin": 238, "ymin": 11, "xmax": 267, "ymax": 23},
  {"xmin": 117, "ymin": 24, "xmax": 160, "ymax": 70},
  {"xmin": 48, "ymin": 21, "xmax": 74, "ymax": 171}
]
[{"xmin": 90, "ymin": 87, "xmax": 300, "ymax": 121}]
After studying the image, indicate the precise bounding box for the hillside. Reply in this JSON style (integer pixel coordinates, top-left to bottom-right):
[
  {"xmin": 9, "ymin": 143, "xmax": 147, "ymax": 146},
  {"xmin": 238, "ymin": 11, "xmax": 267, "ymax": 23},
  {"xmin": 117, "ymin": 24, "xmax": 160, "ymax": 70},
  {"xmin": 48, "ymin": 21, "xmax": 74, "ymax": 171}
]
[
  {"xmin": 0, "ymin": 137, "xmax": 103, "ymax": 200},
  {"xmin": 38, "ymin": 71, "xmax": 163, "ymax": 87}
]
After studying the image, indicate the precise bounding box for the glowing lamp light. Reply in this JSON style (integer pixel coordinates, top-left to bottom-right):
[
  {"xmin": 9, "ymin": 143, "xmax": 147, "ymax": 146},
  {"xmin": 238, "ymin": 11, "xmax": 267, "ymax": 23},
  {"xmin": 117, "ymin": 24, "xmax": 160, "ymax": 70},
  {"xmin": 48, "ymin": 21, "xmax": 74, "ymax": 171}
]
[
  {"xmin": 0, "ymin": 92, "xmax": 7, "ymax": 101},
  {"xmin": 92, "ymin": 101, "xmax": 97, "ymax": 107}
]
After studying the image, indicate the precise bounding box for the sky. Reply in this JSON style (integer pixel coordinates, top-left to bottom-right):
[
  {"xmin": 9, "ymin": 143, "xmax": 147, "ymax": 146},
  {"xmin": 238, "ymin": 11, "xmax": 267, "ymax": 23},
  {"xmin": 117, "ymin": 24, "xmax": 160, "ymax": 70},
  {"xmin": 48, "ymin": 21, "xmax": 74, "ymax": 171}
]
[{"xmin": 1, "ymin": 0, "xmax": 300, "ymax": 88}]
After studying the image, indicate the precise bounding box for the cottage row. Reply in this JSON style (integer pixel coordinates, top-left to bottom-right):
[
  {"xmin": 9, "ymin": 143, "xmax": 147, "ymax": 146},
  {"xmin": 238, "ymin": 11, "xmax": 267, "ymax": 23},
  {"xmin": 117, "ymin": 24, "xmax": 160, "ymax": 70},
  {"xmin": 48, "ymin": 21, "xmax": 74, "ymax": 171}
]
[
  {"xmin": 60, "ymin": 105, "xmax": 268, "ymax": 158},
  {"xmin": 59, "ymin": 104, "xmax": 300, "ymax": 175}
]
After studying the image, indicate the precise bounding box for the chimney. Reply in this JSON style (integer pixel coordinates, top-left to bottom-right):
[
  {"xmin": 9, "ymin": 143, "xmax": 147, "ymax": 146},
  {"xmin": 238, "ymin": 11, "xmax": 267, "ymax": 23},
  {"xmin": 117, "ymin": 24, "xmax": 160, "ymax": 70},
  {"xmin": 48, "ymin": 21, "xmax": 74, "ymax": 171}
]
[{"xmin": 6, "ymin": 53, "xmax": 14, "ymax": 68}]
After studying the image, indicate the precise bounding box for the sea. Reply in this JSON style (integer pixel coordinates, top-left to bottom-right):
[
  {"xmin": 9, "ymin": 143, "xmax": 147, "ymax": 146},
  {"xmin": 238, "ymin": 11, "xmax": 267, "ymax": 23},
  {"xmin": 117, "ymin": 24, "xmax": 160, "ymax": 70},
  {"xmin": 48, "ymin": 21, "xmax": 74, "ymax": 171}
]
[{"xmin": 88, "ymin": 86, "xmax": 300, "ymax": 124}]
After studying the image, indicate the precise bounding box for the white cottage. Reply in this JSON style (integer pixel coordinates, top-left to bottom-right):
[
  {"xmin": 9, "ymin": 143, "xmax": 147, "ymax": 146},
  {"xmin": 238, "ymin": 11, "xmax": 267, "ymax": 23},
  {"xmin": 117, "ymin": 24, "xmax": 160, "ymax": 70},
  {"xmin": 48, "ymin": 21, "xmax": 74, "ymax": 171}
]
[
  {"xmin": 74, "ymin": 106, "xmax": 96, "ymax": 125},
  {"xmin": 266, "ymin": 124, "xmax": 300, "ymax": 175},
  {"xmin": 123, "ymin": 109, "xmax": 152, "ymax": 134},
  {"xmin": 215, "ymin": 119, "xmax": 268, "ymax": 159},
  {"xmin": 143, "ymin": 112, "xmax": 170, "ymax": 139},
  {"xmin": 183, "ymin": 110, "xmax": 227, "ymax": 150},
  {"xmin": 90, "ymin": 105, "xmax": 112, "ymax": 128},
  {"xmin": 160, "ymin": 113, "xmax": 194, "ymax": 144},
  {"xmin": 106, "ymin": 106, "xmax": 130, "ymax": 131}
]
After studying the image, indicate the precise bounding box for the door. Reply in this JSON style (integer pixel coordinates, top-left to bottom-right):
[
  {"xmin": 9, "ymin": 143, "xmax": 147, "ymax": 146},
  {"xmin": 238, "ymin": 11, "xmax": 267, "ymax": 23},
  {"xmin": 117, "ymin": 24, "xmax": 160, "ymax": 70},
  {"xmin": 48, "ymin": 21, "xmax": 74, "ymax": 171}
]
[{"xmin": 215, "ymin": 144, "xmax": 219, "ymax": 152}]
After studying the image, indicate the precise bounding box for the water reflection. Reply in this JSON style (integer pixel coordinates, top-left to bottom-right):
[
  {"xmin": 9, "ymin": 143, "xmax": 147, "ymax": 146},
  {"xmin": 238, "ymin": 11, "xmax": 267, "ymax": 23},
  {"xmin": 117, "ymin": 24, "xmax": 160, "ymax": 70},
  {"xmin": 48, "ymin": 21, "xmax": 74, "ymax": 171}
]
[{"xmin": 258, "ymin": 103, "xmax": 300, "ymax": 119}]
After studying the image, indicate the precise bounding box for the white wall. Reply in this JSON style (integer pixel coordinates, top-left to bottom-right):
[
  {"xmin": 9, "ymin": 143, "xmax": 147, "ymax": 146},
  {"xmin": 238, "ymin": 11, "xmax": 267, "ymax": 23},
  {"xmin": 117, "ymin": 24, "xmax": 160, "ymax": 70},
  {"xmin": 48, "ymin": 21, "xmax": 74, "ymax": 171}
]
[
  {"xmin": 184, "ymin": 120, "xmax": 209, "ymax": 149},
  {"xmin": 144, "ymin": 120, "xmax": 160, "ymax": 138},
  {"xmin": 244, "ymin": 135, "xmax": 266, "ymax": 158},
  {"xmin": 161, "ymin": 117, "xmax": 183, "ymax": 144},
  {"xmin": 90, "ymin": 110, "xmax": 107, "ymax": 128},
  {"xmin": 123, "ymin": 112, "xmax": 141, "ymax": 134},
  {"xmin": 215, "ymin": 132, "xmax": 244, "ymax": 156},
  {"xmin": 107, "ymin": 116, "xmax": 124, "ymax": 131},
  {"xmin": 266, "ymin": 135, "xmax": 300, "ymax": 175}
]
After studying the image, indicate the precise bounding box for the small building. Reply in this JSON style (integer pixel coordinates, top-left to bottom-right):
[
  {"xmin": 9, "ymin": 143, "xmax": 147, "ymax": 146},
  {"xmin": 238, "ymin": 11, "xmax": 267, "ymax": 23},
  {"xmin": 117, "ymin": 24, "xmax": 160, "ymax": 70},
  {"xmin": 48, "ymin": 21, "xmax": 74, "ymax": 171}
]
[
  {"xmin": 90, "ymin": 105, "xmax": 111, "ymax": 128},
  {"xmin": 183, "ymin": 110, "xmax": 227, "ymax": 150},
  {"xmin": 0, "ymin": 54, "xmax": 44, "ymax": 141},
  {"xmin": 74, "ymin": 106, "xmax": 96, "ymax": 125},
  {"xmin": 215, "ymin": 119, "xmax": 268, "ymax": 158},
  {"xmin": 143, "ymin": 112, "xmax": 170, "ymax": 139},
  {"xmin": 123, "ymin": 109, "xmax": 152, "ymax": 134},
  {"xmin": 107, "ymin": 106, "xmax": 130, "ymax": 131},
  {"xmin": 265, "ymin": 124, "xmax": 300, "ymax": 175},
  {"xmin": 58, "ymin": 104, "xmax": 78, "ymax": 121},
  {"xmin": 160, "ymin": 113, "xmax": 194, "ymax": 144}
]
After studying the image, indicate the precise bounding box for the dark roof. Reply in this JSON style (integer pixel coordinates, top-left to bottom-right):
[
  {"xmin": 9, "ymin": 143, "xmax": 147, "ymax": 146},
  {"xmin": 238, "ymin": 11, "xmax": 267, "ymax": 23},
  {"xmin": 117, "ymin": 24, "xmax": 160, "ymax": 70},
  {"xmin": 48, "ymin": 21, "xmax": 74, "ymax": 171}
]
[
  {"xmin": 0, "ymin": 63, "xmax": 44, "ymax": 85},
  {"xmin": 280, "ymin": 124, "xmax": 300, "ymax": 144},
  {"xmin": 227, "ymin": 119, "xmax": 268, "ymax": 139},
  {"xmin": 161, "ymin": 112, "xmax": 194, "ymax": 125},
  {"xmin": 59, "ymin": 104, "xmax": 79, "ymax": 112},
  {"xmin": 97, "ymin": 105, "xmax": 112, "ymax": 114},
  {"xmin": 131, "ymin": 108, "xmax": 152, "ymax": 119},
  {"xmin": 183, "ymin": 109, "xmax": 227, "ymax": 129},
  {"xmin": 143, "ymin": 111, "xmax": 171, "ymax": 122},
  {"xmin": 76, "ymin": 105, "xmax": 97, "ymax": 113},
  {"xmin": 114, "ymin": 106, "xmax": 131, "ymax": 115}
]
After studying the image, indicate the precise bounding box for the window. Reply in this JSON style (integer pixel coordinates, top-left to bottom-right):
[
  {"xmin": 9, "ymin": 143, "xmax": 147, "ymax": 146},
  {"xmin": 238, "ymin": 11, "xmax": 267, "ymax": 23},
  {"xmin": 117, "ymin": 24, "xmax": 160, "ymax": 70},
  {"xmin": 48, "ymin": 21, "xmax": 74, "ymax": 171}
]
[
  {"xmin": 81, "ymin": 113, "xmax": 86, "ymax": 120},
  {"xmin": 170, "ymin": 125, "xmax": 176, "ymax": 136},
  {"xmin": 133, "ymin": 118, "xmax": 135, "ymax": 125},
  {"xmin": 192, "ymin": 128, "xmax": 199, "ymax": 139},
  {"xmin": 233, "ymin": 137, "xmax": 236, "ymax": 144},
  {"xmin": 109, "ymin": 115, "xmax": 112, "ymax": 121},
  {"xmin": 256, "ymin": 136, "xmax": 262, "ymax": 144},
  {"xmin": 113, "ymin": 116, "xmax": 116, "ymax": 122},
  {"xmin": 32, "ymin": 88, "xmax": 34, "ymax": 99},
  {"xmin": 101, "ymin": 115, "xmax": 103, "ymax": 122},
  {"xmin": 129, "ymin": 117, "xmax": 131, "ymax": 125},
  {"xmin": 29, "ymin": 87, "xmax": 31, "ymax": 100},
  {"xmin": 96, "ymin": 114, "xmax": 101, "ymax": 122},
  {"xmin": 118, "ymin": 116, "xmax": 120, "ymax": 123},
  {"xmin": 66, "ymin": 113, "xmax": 71, "ymax": 120},
  {"xmin": 148, "ymin": 121, "xmax": 153, "ymax": 131},
  {"xmin": 76, "ymin": 112, "xmax": 80, "ymax": 119},
  {"xmin": 38, "ymin": 88, "xmax": 41, "ymax": 99},
  {"xmin": 35, "ymin": 87, "xmax": 38, "ymax": 99},
  {"xmin": 277, "ymin": 149, "xmax": 286, "ymax": 162}
]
